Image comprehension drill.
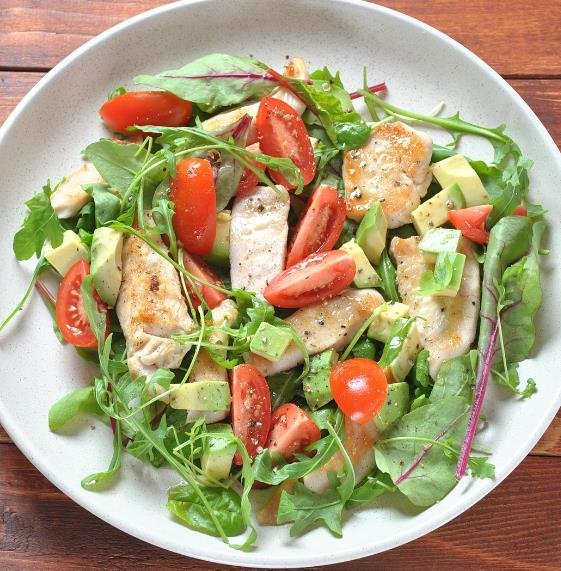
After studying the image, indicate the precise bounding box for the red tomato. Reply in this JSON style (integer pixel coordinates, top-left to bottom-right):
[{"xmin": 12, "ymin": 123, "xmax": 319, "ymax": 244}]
[
  {"xmin": 263, "ymin": 250, "xmax": 356, "ymax": 309},
  {"xmin": 231, "ymin": 365, "xmax": 272, "ymax": 465},
  {"xmin": 330, "ymin": 358, "xmax": 388, "ymax": 425},
  {"xmin": 55, "ymin": 260, "xmax": 109, "ymax": 348},
  {"xmin": 99, "ymin": 91, "xmax": 192, "ymax": 133},
  {"xmin": 286, "ymin": 184, "xmax": 347, "ymax": 267},
  {"xmin": 182, "ymin": 251, "xmax": 227, "ymax": 310},
  {"xmin": 266, "ymin": 403, "xmax": 321, "ymax": 461},
  {"xmin": 448, "ymin": 204, "xmax": 493, "ymax": 245},
  {"xmin": 513, "ymin": 204, "xmax": 528, "ymax": 216},
  {"xmin": 236, "ymin": 143, "xmax": 264, "ymax": 197},
  {"xmin": 256, "ymin": 97, "xmax": 316, "ymax": 190},
  {"xmin": 170, "ymin": 158, "xmax": 216, "ymax": 256}
]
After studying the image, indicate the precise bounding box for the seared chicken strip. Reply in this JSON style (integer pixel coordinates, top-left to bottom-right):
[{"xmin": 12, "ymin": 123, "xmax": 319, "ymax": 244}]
[
  {"xmin": 230, "ymin": 185, "xmax": 290, "ymax": 296},
  {"xmin": 201, "ymin": 57, "xmax": 309, "ymax": 141},
  {"xmin": 390, "ymin": 236, "xmax": 480, "ymax": 377},
  {"xmin": 245, "ymin": 289, "xmax": 384, "ymax": 376},
  {"xmin": 304, "ymin": 417, "xmax": 378, "ymax": 493},
  {"xmin": 343, "ymin": 121, "xmax": 432, "ymax": 228},
  {"xmin": 116, "ymin": 219, "xmax": 194, "ymax": 378},
  {"xmin": 50, "ymin": 162, "xmax": 103, "ymax": 219}
]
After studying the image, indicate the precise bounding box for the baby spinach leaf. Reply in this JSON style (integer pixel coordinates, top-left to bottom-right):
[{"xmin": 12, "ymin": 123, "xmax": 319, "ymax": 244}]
[
  {"xmin": 430, "ymin": 351, "xmax": 476, "ymax": 402},
  {"xmin": 167, "ymin": 482, "xmax": 246, "ymax": 537},
  {"xmin": 13, "ymin": 182, "xmax": 64, "ymax": 260},
  {"xmin": 288, "ymin": 67, "xmax": 370, "ymax": 149},
  {"xmin": 48, "ymin": 386, "xmax": 106, "ymax": 431},
  {"xmin": 351, "ymin": 337, "xmax": 376, "ymax": 360},
  {"xmin": 83, "ymin": 183, "xmax": 121, "ymax": 226},
  {"xmin": 268, "ymin": 369, "xmax": 301, "ymax": 410},
  {"xmin": 81, "ymin": 419, "xmax": 123, "ymax": 490},
  {"xmin": 413, "ymin": 349, "xmax": 431, "ymax": 389},
  {"xmin": 135, "ymin": 53, "xmax": 276, "ymax": 113},
  {"xmin": 375, "ymin": 396, "xmax": 470, "ymax": 506},
  {"xmin": 84, "ymin": 140, "xmax": 164, "ymax": 195},
  {"xmin": 375, "ymin": 249, "xmax": 400, "ymax": 302}
]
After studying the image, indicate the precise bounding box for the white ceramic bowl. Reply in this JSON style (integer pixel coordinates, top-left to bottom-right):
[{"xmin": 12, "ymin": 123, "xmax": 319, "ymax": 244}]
[{"xmin": 1, "ymin": 0, "xmax": 560, "ymax": 567}]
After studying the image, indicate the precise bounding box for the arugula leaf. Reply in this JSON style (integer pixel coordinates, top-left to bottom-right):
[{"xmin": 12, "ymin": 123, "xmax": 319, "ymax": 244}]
[
  {"xmin": 351, "ymin": 337, "xmax": 376, "ymax": 360},
  {"xmin": 413, "ymin": 349, "xmax": 431, "ymax": 389},
  {"xmin": 253, "ymin": 410, "xmax": 342, "ymax": 485},
  {"xmin": 48, "ymin": 386, "xmax": 106, "ymax": 431},
  {"xmin": 151, "ymin": 198, "xmax": 178, "ymax": 258},
  {"xmin": 135, "ymin": 53, "xmax": 276, "ymax": 113},
  {"xmin": 345, "ymin": 473, "xmax": 396, "ymax": 509},
  {"xmin": 13, "ymin": 183, "xmax": 64, "ymax": 260},
  {"xmin": 417, "ymin": 252, "xmax": 466, "ymax": 296},
  {"xmin": 80, "ymin": 275, "xmax": 107, "ymax": 347},
  {"xmin": 126, "ymin": 415, "xmax": 168, "ymax": 466},
  {"xmin": 287, "ymin": 67, "xmax": 371, "ymax": 149},
  {"xmin": 268, "ymin": 369, "xmax": 301, "ymax": 410},
  {"xmin": 493, "ymin": 363, "xmax": 537, "ymax": 398},
  {"xmin": 378, "ymin": 317, "xmax": 416, "ymax": 370},
  {"xmin": 375, "ymin": 396, "xmax": 470, "ymax": 506}
]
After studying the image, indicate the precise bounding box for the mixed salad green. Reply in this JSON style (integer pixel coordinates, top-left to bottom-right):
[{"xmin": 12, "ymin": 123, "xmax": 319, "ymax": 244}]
[{"xmin": 3, "ymin": 53, "xmax": 547, "ymax": 549}]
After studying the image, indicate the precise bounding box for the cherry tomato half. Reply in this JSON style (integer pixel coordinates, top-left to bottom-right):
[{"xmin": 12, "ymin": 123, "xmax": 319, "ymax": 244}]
[
  {"xmin": 231, "ymin": 364, "xmax": 272, "ymax": 465},
  {"xmin": 99, "ymin": 91, "xmax": 192, "ymax": 133},
  {"xmin": 55, "ymin": 259, "xmax": 109, "ymax": 348},
  {"xmin": 170, "ymin": 158, "xmax": 216, "ymax": 256},
  {"xmin": 266, "ymin": 403, "xmax": 321, "ymax": 461},
  {"xmin": 256, "ymin": 97, "xmax": 316, "ymax": 190},
  {"xmin": 513, "ymin": 204, "xmax": 528, "ymax": 216},
  {"xmin": 286, "ymin": 184, "xmax": 347, "ymax": 267},
  {"xmin": 236, "ymin": 143, "xmax": 265, "ymax": 197},
  {"xmin": 182, "ymin": 251, "xmax": 227, "ymax": 310},
  {"xmin": 263, "ymin": 250, "xmax": 356, "ymax": 309},
  {"xmin": 448, "ymin": 204, "xmax": 493, "ymax": 245},
  {"xmin": 330, "ymin": 358, "xmax": 388, "ymax": 425}
]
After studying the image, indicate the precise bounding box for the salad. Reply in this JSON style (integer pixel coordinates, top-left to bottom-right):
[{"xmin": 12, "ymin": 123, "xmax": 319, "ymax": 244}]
[{"xmin": 3, "ymin": 53, "xmax": 546, "ymax": 549}]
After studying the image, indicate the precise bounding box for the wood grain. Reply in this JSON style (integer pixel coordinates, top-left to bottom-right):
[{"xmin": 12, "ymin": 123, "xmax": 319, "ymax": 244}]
[
  {"xmin": 1, "ymin": 444, "xmax": 560, "ymax": 570},
  {"xmin": 0, "ymin": 1, "xmax": 560, "ymax": 76}
]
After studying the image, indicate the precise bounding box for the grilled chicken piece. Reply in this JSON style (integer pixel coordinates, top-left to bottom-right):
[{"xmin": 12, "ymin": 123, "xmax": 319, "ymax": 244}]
[
  {"xmin": 200, "ymin": 57, "xmax": 309, "ymax": 141},
  {"xmin": 50, "ymin": 162, "xmax": 103, "ymax": 219},
  {"xmin": 116, "ymin": 219, "xmax": 194, "ymax": 378},
  {"xmin": 390, "ymin": 236, "xmax": 480, "ymax": 377},
  {"xmin": 186, "ymin": 299, "xmax": 238, "ymax": 424},
  {"xmin": 230, "ymin": 185, "xmax": 290, "ymax": 297},
  {"xmin": 304, "ymin": 417, "xmax": 379, "ymax": 493},
  {"xmin": 245, "ymin": 289, "xmax": 384, "ymax": 376},
  {"xmin": 343, "ymin": 121, "xmax": 433, "ymax": 228}
]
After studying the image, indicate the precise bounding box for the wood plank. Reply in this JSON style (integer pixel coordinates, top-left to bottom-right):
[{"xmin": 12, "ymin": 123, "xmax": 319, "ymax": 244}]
[
  {"xmin": 0, "ymin": 1, "xmax": 560, "ymax": 76},
  {"xmin": 1, "ymin": 445, "xmax": 559, "ymax": 569},
  {"xmin": 0, "ymin": 71, "xmax": 44, "ymax": 124}
]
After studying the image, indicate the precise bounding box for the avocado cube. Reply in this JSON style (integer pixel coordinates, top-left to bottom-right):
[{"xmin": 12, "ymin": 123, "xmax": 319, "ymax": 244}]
[
  {"xmin": 373, "ymin": 382, "xmax": 410, "ymax": 433},
  {"xmin": 356, "ymin": 202, "xmax": 388, "ymax": 264},
  {"xmin": 205, "ymin": 209, "xmax": 231, "ymax": 267},
  {"xmin": 90, "ymin": 227, "xmax": 124, "ymax": 307},
  {"xmin": 367, "ymin": 302, "xmax": 411, "ymax": 342},
  {"xmin": 379, "ymin": 319, "xmax": 422, "ymax": 382},
  {"xmin": 250, "ymin": 322, "xmax": 292, "ymax": 362},
  {"xmin": 431, "ymin": 154, "xmax": 490, "ymax": 207},
  {"xmin": 339, "ymin": 239, "xmax": 381, "ymax": 288},
  {"xmin": 201, "ymin": 424, "xmax": 236, "ymax": 481},
  {"xmin": 43, "ymin": 229, "xmax": 89, "ymax": 276},
  {"xmin": 169, "ymin": 381, "xmax": 231, "ymax": 411},
  {"xmin": 419, "ymin": 228, "xmax": 462, "ymax": 263},
  {"xmin": 303, "ymin": 349, "xmax": 338, "ymax": 410},
  {"xmin": 411, "ymin": 183, "xmax": 465, "ymax": 235}
]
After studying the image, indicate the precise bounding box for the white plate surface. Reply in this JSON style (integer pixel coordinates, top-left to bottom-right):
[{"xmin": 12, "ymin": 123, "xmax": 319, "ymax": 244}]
[{"xmin": 0, "ymin": 0, "xmax": 560, "ymax": 567}]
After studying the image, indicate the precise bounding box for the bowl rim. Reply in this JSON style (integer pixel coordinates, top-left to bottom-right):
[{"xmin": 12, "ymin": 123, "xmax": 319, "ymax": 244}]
[{"xmin": 1, "ymin": 0, "xmax": 560, "ymax": 567}]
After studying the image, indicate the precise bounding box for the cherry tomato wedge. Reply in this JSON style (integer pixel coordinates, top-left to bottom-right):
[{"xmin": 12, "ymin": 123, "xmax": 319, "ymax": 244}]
[
  {"xmin": 513, "ymin": 204, "xmax": 528, "ymax": 216},
  {"xmin": 448, "ymin": 204, "xmax": 493, "ymax": 245},
  {"xmin": 266, "ymin": 403, "xmax": 321, "ymax": 461},
  {"xmin": 286, "ymin": 184, "xmax": 347, "ymax": 267},
  {"xmin": 231, "ymin": 364, "xmax": 272, "ymax": 465},
  {"xmin": 256, "ymin": 97, "xmax": 316, "ymax": 190},
  {"xmin": 330, "ymin": 358, "xmax": 388, "ymax": 425},
  {"xmin": 99, "ymin": 91, "xmax": 192, "ymax": 133},
  {"xmin": 182, "ymin": 251, "xmax": 227, "ymax": 310},
  {"xmin": 236, "ymin": 143, "xmax": 264, "ymax": 197},
  {"xmin": 170, "ymin": 158, "xmax": 216, "ymax": 256},
  {"xmin": 263, "ymin": 250, "xmax": 356, "ymax": 309},
  {"xmin": 55, "ymin": 259, "xmax": 109, "ymax": 348}
]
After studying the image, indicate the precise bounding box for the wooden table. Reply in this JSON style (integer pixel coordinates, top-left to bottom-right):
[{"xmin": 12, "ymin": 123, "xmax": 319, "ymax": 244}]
[{"xmin": 1, "ymin": 1, "xmax": 560, "ymax": 568}]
